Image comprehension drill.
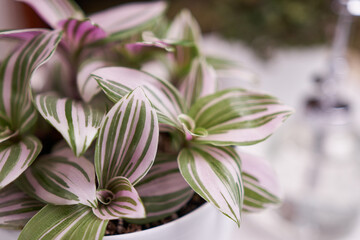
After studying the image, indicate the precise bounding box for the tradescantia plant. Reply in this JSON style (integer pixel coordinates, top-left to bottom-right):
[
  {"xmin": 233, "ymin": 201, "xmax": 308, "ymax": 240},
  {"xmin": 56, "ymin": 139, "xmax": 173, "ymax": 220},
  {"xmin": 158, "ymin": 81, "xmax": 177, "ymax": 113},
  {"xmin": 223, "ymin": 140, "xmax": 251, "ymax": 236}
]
[{"xmin": 0, "ymin": 0, "xmax": 293, "ymax": 239}]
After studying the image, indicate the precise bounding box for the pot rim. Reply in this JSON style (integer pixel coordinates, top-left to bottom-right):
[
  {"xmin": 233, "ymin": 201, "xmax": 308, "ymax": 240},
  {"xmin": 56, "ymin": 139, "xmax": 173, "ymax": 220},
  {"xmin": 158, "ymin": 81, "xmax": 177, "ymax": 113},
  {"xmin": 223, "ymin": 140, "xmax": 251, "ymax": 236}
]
[{"xmin": 103, "ymin": 202, "xmax": 212, "ymax": 239}]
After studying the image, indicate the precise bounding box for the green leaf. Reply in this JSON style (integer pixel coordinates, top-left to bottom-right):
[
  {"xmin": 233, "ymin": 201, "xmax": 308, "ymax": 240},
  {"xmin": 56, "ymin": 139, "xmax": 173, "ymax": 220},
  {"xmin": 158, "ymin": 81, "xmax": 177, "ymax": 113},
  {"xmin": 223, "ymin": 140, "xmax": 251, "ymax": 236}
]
[
  {"xmin": 92, "ymin": 66, "xmax": 186, "ymax": 131},
  {"xmin": 0, "ymin": 184, "xmax": 44, "ymax": 229},
  {"xmin": 34, "ymin": 94, "xmax": 105, "ymax": 157},
  {"xmin": 19, "ymin": 205, "xmax": 108, "ymax": 240},
  {"xmin": 178, "ymin": 145, "xmax": 243, "ymax": 226},
  {"xmin": 90, "ymin": 1, "xmax": 167, "ymax": 41},
  {"xmin": 95, "ymin": 88, "xmax": 159, "ymax": 188},
  {"xmin": 17, "ymin": 148, "xmax": 97, "ymax": 208},
  {"xmin": 133, "ymin": 153, "xmax": 193, "ymax": 223},
  {"xmin": 188, "ymin": 89, "xmax": 293, "ymax": 146},
  {"xmin": 179, "ymin": 58, "xmax": 217, "ymax": 108},
  {"xmin": 240, "ymin": 151, "xmax": 281, "ymax": 212},
  {"xmin": 92, "ymin": 177, "xmax": 145, "ymax": 220},
  {"xmin": 0, "ymin": 136, "xmax": 42, "ymax": 189},
  {"xmin": 0, "ymin": 30, "xmax": 62, "ymax": 133}
]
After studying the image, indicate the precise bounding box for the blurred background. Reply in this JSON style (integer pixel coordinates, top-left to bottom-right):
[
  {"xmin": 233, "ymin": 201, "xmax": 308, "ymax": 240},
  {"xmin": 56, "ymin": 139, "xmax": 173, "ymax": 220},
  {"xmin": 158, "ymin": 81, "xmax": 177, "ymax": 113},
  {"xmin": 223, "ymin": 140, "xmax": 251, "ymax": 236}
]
[{"xmin": 1, "ymin": 0, "xmax": 360, "ymax": 239}]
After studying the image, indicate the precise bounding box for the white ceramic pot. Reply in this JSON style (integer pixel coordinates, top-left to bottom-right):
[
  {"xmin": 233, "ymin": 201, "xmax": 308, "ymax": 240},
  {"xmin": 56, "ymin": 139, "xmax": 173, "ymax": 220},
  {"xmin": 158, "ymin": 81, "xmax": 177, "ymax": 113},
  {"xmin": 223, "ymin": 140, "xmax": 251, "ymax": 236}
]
[
  {"xmin": 0, "ymin": 203, "xmax": 235, "ymax": 240},
  {"xmin": 104, "ymin": 203, "xmax": 234, "ymax": 240}
]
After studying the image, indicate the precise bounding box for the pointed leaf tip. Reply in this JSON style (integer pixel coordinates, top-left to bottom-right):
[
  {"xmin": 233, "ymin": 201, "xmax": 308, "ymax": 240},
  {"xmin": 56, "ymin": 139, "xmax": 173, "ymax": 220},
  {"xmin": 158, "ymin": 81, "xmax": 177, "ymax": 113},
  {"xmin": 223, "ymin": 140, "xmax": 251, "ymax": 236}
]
[
  {"xmin": 95, "ymin": 87, "xmax": 159, "ymax": 188},
  {"xmin": 178, "ymin": 145, "xmax": 243, "ymax": 226}
]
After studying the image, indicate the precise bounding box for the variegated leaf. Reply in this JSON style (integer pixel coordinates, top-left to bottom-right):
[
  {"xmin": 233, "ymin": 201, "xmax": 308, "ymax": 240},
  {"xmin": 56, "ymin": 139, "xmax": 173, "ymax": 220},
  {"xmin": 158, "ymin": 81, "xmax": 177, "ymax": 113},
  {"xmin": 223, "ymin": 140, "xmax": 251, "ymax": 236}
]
[
  {"xmin": 134, "ymin": 153, "xmax": 193, "ymax": 223},
  {"xmin": 95, "ymin": 88, "xmax": 158, "ymax": 187},
  {"xmin": 166, "ymin": 9, "xmax": 201, "ymax": 43},
  {"xmin": 0, "ymin": 29, "xmax": 45, "ymax": 41},
  {"xmin": 0, "ymin": 184, "xmax": 44, "ymax": 229},
  {"xmin": 0, "ymin": 30, "xmax": 62, "ymax": 133},
  {"xmin": 0, "ymin": 136, "xmax": 42, "ymax": 189},
  {"xmin": 239, "ymin": 151, "xmax": 281, "ymax": 212},
  {"xmin": 17, "ymin": 148, "xmax": 97, "ymax": 208},
  {"xmin": 0, "ymin": 126, "xmax": 17, "ymax": 144},
  {"xmin": 18, "ymin": 0, "xmax": 85, "ymax": 29},
  {"xmin": 77, "ymin": 59, "xmax": 109, "ymax": 103},
  {"xmin": 188, "ymin": 89, "xmax": 293, "ymax": 146},
  {"xmin": 34, "ymin": 94, "xmax": 105, "ymax": 157},
  {"xmin": 19, "ymin": 205, "xmax": 108, "ymax": 240},
  {"xmin": 179, "ymin": 58, "xmax": 217, "ymax": 108},
  {"xmin": 58, "ymin": 19, "xmax": 106, "ymax": 53},
  {"xmin": 178, "ymin": 145, "xmax": 243, "ymax": 226},
  {"xmin": 90, "ymin": 1, "xmax": 166, "ymax": 40},
  {"xmin": 92, "ymin": 177, "xmax": 145, "ymax": 220},
  {"xmin": 91, "ymin": 67, "xmax": 185, "ymax": 130}
]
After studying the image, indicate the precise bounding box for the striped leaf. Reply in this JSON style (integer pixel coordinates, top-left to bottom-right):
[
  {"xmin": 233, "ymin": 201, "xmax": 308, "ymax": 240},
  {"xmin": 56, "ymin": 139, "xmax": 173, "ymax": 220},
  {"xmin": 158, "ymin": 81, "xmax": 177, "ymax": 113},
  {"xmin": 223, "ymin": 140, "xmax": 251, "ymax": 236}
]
[
  {"xmin": 0, "ymin": 30, "xmax": 62, "ymax": 133},
  {"xmin": 18, "ymin": 0, "xmax": 85, "ymax": 29},
  {"xmin": 34, "ymin": 94, "xmax": 105, "ymax": 157},
  {"xmin": 92, "ymin": 177, "xmax": 145, "ymax": 220},
  {"xmin": 91, "ymin": 67, "xmax": 185, "ymax": 130},
  {"xmin": 0, "ymin": 136, "xmax": 42, "ymax": 189},
  {"xmin": 17, "ymin": 148, "xmax": 97, "ymax": 208},
  {"xmin": 89, "ymin": 1, "xmax": 166, "ymax": 40},
  {"xmin": 58, "ymin": 19, "xmax": 106, "ymax": 53},
  {"xmin": 95, "ymin": 88, "xmax": 159, "ymax": 188},
  {"xmin": 77, "ymin": 59, "xmax": 109, "ymax": 103},
  {"xmin": 179, "ymin": 58, "xmax": 217, "ymax": 108},
  {"xmin": 188, "ymin": 89, "xmax": 293, "ymax": 146},
  {"xmin": 134, "ymin": 153, "xmax": 193, "ymax": 223},
  {"xmin": 178, "ymin": 145, "xmax": 243, "ymax": 226},
  {"xmin": 166, "ymin": 9, "xmax": 201, "ymax": 43},
  {"xmin": 0, "ymin": 184, "xmax": 44, "ymax": 229},
  {"xmin": 0, "ymin": 126, "xmax": 17, "ymax": 144},
  {"xmin": 239, "ymin": 151, "xmax": 281, "ymax": 212},
  {"xmin": 19, "ymin": 205, "xmax": 108, "ymax": 240},
  {"xmin": 0, "ymin": 29, "xmax": 45, "ymax": 41}
]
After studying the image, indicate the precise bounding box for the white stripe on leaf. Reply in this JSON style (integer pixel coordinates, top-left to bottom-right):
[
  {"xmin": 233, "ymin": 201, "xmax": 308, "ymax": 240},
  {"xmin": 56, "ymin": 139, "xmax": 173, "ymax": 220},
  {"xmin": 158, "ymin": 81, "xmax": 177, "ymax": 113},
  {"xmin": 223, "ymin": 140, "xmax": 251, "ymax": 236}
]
[
  {"xmin": 179, "ymin": 58, "xmax": 217, "ymax": 108},
  {"xmin": 0, "ymin": 184, "xmax": 44, "ymax": 229},
  {"xmin": 18, "ymin": 0, "xmax": 85, "ymax": 29},
  {"xmin": 19, "ymin": 205, "xmax": 108, "ymax": 240},
  {"xmin": 0, "ymin": 30, "xmax": 62, "ymax": 133},
  {"xmin": 0, "ymin": 136, "xmax": 42, "ymax": 189},
  {"xmin": 166, "ymin": 9, "xmax": 201, "ymax": 43},
  {"xmin": 58, "ymin": 19, "xmax": 106, "ymax": 54},
  {"xmin": 95, "ymin": 88, "xmax": 159, "ymax": 187},
  {"xmin": 188, "ymin": 89, "xmax": 293, "ymax": 146},
  {"xmin": 90, "ymin": 1, "xmax": 166, "ymax": 40},
  {"xmin": 77, "ymin": 59, "xmax": 109, "ymax": 103},
  {"xmin": 0, "ymin": 29, "xmax": 46, "ymax": 41},
  {"xmin": 178, "ymin": 145, "xmax": 243, "ymax": 226},
  {"xmin": 134, "ymin": 153, "xmax": 193, "ymax": 223},
  {"xmin": 239, "ymin": 151, "xmax": 281, "ymax": 212},
  {"xmin": 92, "ymin": 177, "xmax": 145, "ymax": 220},
  {"xmin": 91, "ymin": 66, "xmax": 185, "ymax": 130},
  {"xmin": 17, "ymin": 148, "xmax": 97, "ymax": 208},
  {"xmin": 34, "ymin": 94, "xmax": 105, "ymax": 157}
]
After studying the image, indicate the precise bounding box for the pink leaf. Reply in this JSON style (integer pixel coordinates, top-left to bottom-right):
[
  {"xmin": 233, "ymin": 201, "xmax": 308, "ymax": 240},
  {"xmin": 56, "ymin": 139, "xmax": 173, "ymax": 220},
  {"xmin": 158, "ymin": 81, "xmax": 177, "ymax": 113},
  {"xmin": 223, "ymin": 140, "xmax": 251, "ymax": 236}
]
[
  {"xmin": 17, "ymin": 148, "xmax": 98, "ymax": 208},
  {"xmin": 90, "ymin": 2, "xmax": 166, "ymax": 37},
  {"xmin": 92, "ymin": 67, "xmax": 186, "ymax": 131},
  {"xmin": 18, "ymin": 0, "xmax": 85, "ymax": 28},
  {"xmin": 92, "ymin": 177, "xmax": 145, "ymax": 220},
  {"xmin": 95, "ymin": 88, "xmax": 159, "ymax": 187},
  {"xmin": 178, "ymin": 145, "xmax": 243, "ymax": 226}
]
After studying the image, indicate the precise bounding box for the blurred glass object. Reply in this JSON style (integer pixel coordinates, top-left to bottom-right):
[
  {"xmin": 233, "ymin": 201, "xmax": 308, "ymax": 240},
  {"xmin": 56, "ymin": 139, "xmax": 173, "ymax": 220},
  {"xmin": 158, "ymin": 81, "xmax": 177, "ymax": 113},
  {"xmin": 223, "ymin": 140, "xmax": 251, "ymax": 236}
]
[
  {"xmin": 271, "ymin": 1, "xmax": 360, "ymax": 239},
  {"xmin": 273, "ymin": 82, "xmax": 360, "ymax": 239}
]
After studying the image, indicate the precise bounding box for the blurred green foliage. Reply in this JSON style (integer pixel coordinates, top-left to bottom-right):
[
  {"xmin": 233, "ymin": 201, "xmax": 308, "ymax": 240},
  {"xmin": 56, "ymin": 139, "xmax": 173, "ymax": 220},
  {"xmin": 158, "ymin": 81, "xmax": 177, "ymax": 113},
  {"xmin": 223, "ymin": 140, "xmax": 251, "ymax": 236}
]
[{"xmin": 76, "ymin": 0, "xmax": 338, "ymax": 53}]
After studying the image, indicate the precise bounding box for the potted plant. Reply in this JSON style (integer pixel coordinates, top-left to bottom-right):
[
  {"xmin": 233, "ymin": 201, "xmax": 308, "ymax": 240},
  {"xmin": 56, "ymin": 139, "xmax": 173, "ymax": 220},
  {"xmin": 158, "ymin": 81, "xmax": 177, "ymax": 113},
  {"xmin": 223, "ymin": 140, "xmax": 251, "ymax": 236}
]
[{"xmin": 0, "ymin": 0, "xmax": 293, "ymax": 239}]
